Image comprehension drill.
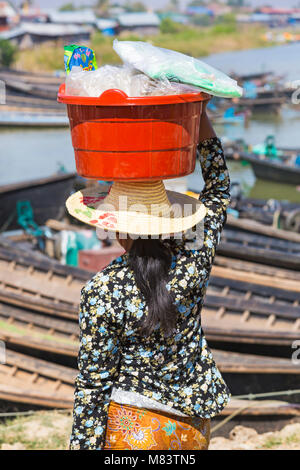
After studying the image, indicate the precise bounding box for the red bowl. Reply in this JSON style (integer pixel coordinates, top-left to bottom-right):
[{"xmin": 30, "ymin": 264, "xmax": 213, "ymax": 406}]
[{"xmin": 58, "ymin": 84, "xmax": 209, "ymax": 181}]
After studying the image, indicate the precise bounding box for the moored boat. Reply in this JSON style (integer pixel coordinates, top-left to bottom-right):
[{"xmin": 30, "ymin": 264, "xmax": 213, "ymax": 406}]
[{"xmin": 0, "ymin": 173, "xmax": 76, "ymax": 231}]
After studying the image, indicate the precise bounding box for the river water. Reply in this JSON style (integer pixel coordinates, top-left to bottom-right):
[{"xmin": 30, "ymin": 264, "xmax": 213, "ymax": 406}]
[{"xmin": 1, "ymin": 44, "xmax": 300, "ymax": 202}]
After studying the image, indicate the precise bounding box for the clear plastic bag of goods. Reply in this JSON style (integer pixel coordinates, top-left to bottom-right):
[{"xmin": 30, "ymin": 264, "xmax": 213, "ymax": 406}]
[
  {"xmin": 113, "ymin": 40, "xmax": 243, "ymax": 99},
  {"xmin": 65, "ymin": 65, "xmax": 202, "ymax": 97}
]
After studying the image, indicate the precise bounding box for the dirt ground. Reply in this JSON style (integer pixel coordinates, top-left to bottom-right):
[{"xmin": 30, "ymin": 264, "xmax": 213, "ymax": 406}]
[{"xmin": 0, "ymin": 411, "xmax": 300, "ymax": 450}]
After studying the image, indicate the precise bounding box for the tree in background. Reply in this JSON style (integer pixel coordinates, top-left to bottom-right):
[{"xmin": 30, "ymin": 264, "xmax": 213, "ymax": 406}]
[
  {"xmin": 227, "ymin": 0, "xmax": 245, "ymax": 6},
  {"xmin": 187, "ymin": 0, "xmax": 207, "ymax": 6},
  {"xmin": 191, "ymin": 14, "xmax": 212, "ymax": 26},
  {"xmin": 160, "ymin": 18, "xmax": 182, "ymax": 34},
  {"xmin": 124, "ymin": 1, "xmax": 147, "ymax": 12},
  {"xmin": 59, "ymin": 3, "xmax": 76, "ymax": 11},
  {"xmin": 168, "ymin": 0, "xmax": 179, "ymax": 13},
  {"xmin": 96, "ymin": 0, "xmax": 110, "ymax": 16},
  {"xmin": 0, "ymin": 39, "xmax": 17, "ymax": 67}
]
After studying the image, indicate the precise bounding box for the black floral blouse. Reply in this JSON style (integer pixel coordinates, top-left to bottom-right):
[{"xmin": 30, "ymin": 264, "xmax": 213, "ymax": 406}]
[{"xmin": 70, "ymin": 137, "xmax": 231, "ymax": 450}]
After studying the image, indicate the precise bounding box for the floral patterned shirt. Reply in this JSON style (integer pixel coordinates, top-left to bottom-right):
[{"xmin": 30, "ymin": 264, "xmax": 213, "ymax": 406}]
[{"xmin": 70, "ymin": 137, "xmax": 231, "ymax": 450}]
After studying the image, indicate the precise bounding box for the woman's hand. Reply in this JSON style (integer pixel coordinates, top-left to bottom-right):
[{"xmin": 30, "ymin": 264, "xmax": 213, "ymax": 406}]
[{"xmin": 198, "ymin": 99, "xmax": 216, "ymax": 144}]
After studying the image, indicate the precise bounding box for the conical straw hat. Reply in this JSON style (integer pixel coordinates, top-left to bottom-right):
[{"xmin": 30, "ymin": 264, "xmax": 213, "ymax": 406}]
[{"xmin": 66, "ymin": 180, "xmax": 206, "ymax": 236}]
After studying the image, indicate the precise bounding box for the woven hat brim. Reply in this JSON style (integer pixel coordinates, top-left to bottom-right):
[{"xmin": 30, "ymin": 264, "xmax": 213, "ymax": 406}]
[{"xmin": 66, "ymin": 187, "xmax": 206, "ymax": 236}]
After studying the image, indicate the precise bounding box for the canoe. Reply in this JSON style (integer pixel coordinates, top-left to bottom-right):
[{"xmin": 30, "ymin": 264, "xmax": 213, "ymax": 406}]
[
  {"xmin": 0, "ymin": 173, "xmax": 76, "ymax": 231},
  {"xmin": 1, "ymin": 349, "xmax": 300, "ymax": 410},
  {"xmin": 236, "ymin": 152, "xmax": 300, "ymax": 186}
]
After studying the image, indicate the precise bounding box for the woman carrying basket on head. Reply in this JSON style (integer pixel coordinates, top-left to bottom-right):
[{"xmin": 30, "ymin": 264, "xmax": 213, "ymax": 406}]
[{"xmin": 68, "ymin": 102, "xmax": 231, "ymax": 451}]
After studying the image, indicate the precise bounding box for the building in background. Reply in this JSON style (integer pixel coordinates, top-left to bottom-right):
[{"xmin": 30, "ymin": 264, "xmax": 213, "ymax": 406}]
[
  {"xmin": 96, "ymin": 18, "xmax": 118, "ymax": 36},
  {"xmin": 46, "ymin": 9, "xmax": 98, "ymax": 27},
  {"xmin": 0, "ymin": 1, "xmax": 19, "ymax": 31},
  {"xmin": 117, "ymin": 12, "xmax": 160, "ymax": 36},
  {"xmin": 0, "ymin": 22, "xmax": 91, "ymax": 49}
]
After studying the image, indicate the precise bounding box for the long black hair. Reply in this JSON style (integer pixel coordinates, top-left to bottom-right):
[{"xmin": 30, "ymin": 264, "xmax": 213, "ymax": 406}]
[{"xmin": 128, "ymin": 238, "xmax": 177, "ymax": 338}]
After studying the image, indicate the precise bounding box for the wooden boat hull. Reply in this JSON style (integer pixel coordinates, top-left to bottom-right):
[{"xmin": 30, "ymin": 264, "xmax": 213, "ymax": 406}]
[
  {"xmin": 239, "ymin": 153, "xmax": 300, "ymax": 185},
  {"xmin": 0, "ymin": 112, "xmax": 69, "ymax": 128},
  {"xmin": 0, "ymin": 173, "xmax": 76, "ymax": 231}
]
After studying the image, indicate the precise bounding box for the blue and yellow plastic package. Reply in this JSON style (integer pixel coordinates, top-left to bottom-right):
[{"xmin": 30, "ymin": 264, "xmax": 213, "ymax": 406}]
[{"xmin": 64, "ymin": 45, "xmax": 98, "ymax": 74}]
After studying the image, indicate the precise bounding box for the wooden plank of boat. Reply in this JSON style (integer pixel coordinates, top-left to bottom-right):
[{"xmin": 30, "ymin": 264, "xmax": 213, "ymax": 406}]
[
  {"xmin": 0, "ymin": 68, "xmax": 63, "ymax": 86},
  {"xmin": 0, "ymin": 237, "xmax": 92, "ymax": 281},
  {"xmin": 0, "ymin": 288, "xmax": 78, "ymax": 320},
  {"xmin": 0, "ymin": 352, "xmax": 74, "ymax": 408},
  {"xmin": 214, "ymin": 256, "xmax": 300, "ymax": 284},
  {"xmin": 0, "ymin": 321, "xmax": 78, "ymax": 357},
  {"xmin": 5, "ymin": 349, "xmax": 77, "ymax": 384},
  {"xmin": 224, "ymin": 229, "xmax": 300, "ymax": 254},
  {"xmin": 1, "ymin": 105, "xmax": 65, "ymax": 115},
  {"xmin": 210, "ymin": 275, "xmax": 300, "ymax": 304},
  {"xmin": 5, "ymin": 93, "xmax": 64, "ymax": 110},
  {"xmin": 236, "ymin": 96, "xmax": 286, "ymax": 107},
  {"xmin": 212, "ymin": 264, "xmax": 300, "ymax": 293},
  {"xmin": 203, "ymin": 323, "xmax": 298, "ymax": 347},
  {"xmin": 0, "ymin": 260, "xmax": 80, "ymax": 306},
  {"xmin": 0, "ymin": 172, "xmax": 76, "ymax": 231},
  {"xmin": 218, "ymin": 240, "xmax": 300, "ymax": 271},
  {"xmin": 219, "ymin": 399, "xmax": 300, "ymax": 417},
  {"xmin": 0, "ymin": 384, "xmax": 73, "ymax": 409},
  {"xmin": 4, "ymin": 78, "xmax": 58, "ymax": 100},
  {"xmin": 0, "ymin": 111, "xmax": 69, "ymax": 128},
  {"xmin": 226, "ymin": 215, "xmax": 300, "ymax": 244},
  {"xmin": 0, "ymin": 301, "xmax": 78, "ymax": 337},
  {"xmin": 213, "ymin": 350, "xmax": 300, "ymax": 374}
]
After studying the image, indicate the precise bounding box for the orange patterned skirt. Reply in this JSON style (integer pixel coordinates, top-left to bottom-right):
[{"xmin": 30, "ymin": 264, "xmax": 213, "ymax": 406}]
[{"xmin": 103, "ymin": 400, "xmax": 210, "ymax": 451}]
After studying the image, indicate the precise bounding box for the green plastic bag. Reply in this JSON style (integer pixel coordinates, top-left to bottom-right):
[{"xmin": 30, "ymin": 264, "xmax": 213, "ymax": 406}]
[{"xmin": 113, "ymin": 40, "xmax": 243, "ymax": 98}]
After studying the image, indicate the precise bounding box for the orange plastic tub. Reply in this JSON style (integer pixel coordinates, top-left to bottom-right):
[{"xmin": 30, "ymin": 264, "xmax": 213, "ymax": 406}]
[{"xmin": 58, "ymin": 85, "xmax": 209, "ymax": 180}]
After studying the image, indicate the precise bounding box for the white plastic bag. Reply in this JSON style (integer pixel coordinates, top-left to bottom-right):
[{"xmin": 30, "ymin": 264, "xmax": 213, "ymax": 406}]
[
  {"xmin": 65, "ymin": 65, "xmax": 202, "ymax": 97},
  {"xmin": 113, "ymin": 40, "xmax": 243, "ymax": 98}
]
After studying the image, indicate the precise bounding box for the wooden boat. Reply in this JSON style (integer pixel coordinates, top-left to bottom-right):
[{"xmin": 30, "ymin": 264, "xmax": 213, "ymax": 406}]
[
  {"xmin": 0, "ymin": 240, "xmax": 300, "ymax": 408},
  {"xmin": 0, "ymin": 68, "xmax": 62, "ymax": 101},
  {"xmin": 230, "ymin": 197, "xmax": 300, "ymax": 232},
  {"xmin": 235, "ymin": 96, "xmax": 286, "ymax": 112},
  {"xmin": 0, "ymin": 239, "xmax": 299, "ymax": 357},
  {"xmin": 1, "ymin": 348, "xmax": 300, "ymax": 410},
  {"xmin": 0, "ymin": 111, "xmax": 69, "ymax": 127},
  {"xmin": 0, "ymin": 173, "xmax": 76, "ymax": 232},
  {"xmin": 0, "ymin": 349, "xmax": 74, "ymax": 408},
  {"xmin": 219, "ymin": 228, "xmax": 300, "ymax": 270},
  {"xmin": 238, "ymin": 152, "xmax": 300, "ymax": 186}
]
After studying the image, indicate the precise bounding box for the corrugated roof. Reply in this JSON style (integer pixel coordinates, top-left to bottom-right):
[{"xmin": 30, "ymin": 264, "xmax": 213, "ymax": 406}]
[
  {"xmin": 0, "ymin": 22, "xmax": 91, "ymax": 39},
  {"xmin": 47, "ymin": 9, "xmax": 97, "ymax": 25},
  {"xmin": 117, "ymin": 12, "xmax": 160, "ymax": 27},
  {"xmin": 96, "ymin": 18, "xmax": 118, "ymax": 30}
]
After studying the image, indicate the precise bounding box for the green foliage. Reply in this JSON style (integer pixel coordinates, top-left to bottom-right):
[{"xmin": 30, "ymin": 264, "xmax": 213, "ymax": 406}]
[
  {"xmin": 212, "ymin": 22, "xmax": 237, "ymax": 35},
  {"xmin": 188, "ymin": 0, "xmax": 206, "ymax": 5},
  {"xmin": 160, "ymin": 18, "xmax": 182, "ymax": 34},
  {"xmin": 125, "ymin": 2, "xmax": 147, "ymax": 12},
  {"xmin": 0, "ymin": 39, "xmax": 17, "ymax": 67},
  {"xmin": 228, "ymin": 0, "xmax": 245, "ymax": 5},
  {"xmin": 191, "ymin": 14, "xmax": 212, "ymax": 26},
  {"xmin": 92, "ymin": 31, "xmax": 108, "ymax": 45},
  {"xmin": 59, "ymin": 2, "xmax": 76, "ymax": 11}
]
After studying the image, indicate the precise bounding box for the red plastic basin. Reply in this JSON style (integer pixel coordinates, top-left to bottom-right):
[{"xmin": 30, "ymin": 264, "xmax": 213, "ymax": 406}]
[{"xmin": 58, "ymin": 84, "xmax": 209, "ymax": 181}]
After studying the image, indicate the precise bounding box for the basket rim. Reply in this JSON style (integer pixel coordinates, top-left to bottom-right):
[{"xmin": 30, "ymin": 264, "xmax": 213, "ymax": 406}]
[{"xmin": 57, "ymin": 83, "xmax": 210, "ymax": 107}]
